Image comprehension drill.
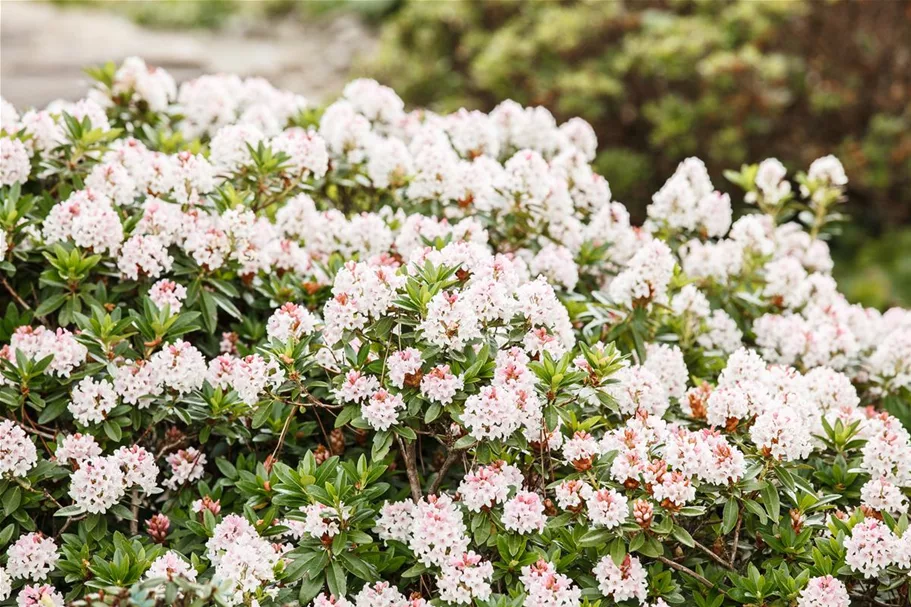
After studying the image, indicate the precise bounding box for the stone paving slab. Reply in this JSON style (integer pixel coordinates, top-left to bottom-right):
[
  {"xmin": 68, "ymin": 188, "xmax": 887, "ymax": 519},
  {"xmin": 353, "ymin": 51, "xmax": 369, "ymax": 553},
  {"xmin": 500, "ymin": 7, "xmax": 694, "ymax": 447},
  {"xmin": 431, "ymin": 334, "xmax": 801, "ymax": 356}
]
[{"xmin": 0, "ymin": 0, "xmax": 377, "ymax": 109}]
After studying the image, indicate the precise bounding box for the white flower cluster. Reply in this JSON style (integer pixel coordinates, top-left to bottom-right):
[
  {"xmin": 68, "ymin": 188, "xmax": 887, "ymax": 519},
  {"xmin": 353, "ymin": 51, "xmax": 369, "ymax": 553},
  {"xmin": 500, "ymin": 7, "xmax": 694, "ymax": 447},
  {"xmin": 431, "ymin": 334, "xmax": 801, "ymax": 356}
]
[
  {"xmin": 324, "ymin": 244, "xmax": 573, "ymax": 437},
  {"xmin": 0, "ymin": 420, "xmax": 38, "ymax": 477},
  {"xmin": 205, "ymin": 515, "xmax": 284, "ymax": 605}
]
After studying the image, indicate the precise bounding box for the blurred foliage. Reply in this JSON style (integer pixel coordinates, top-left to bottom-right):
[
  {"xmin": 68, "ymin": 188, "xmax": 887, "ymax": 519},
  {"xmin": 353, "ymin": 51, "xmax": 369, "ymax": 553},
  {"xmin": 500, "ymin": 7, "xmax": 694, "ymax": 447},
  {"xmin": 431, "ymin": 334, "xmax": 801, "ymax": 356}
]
[
  {"xmin": 49, "ymin": 0, "xmax": 400, "ymax": 29},
  {"xmin": 363, "ymin": 0, "xmax": 911, "ymax": 307},
  {"xmin": 50, "ymin": 0, "xmax": 240, "ymax": 29},
  {"xmin": 833, "ymin": 227, "xmax": 911, "ymax": 309}
]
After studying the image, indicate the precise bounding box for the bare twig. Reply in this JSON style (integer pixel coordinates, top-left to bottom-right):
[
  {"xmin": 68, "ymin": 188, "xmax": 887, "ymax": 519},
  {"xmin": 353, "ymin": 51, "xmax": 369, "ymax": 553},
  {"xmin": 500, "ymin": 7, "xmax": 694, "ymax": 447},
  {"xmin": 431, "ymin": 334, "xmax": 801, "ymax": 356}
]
[
  {"xmin": 300, "ymin": 389, "xmax": 344, "ymax": 410},
  {"xmin": 15, "ymin": 478, "xmax": 62, "ymax": 510},
  {"xmin": 429, "ymin": 448, "xmax": 462, "ymax": 495},
  {"xmin": 396, "ymin": 436, "xmax": 422, "ymax": 502},
  {"xmin": 2, "ymin": 276, "xmax": 32, "ymax": 311},
  {"xmin": 17, "ymin": 419, "xmax": 56, "ymax": 441},
  {"xmin": 155, "ymin": 439, "xmax": 185, "ymax": 460},
  {"xmin": 129, "ymin": 488, "xmax": 140, "ymax": 535},
  {"xmin": 693, "ymin": 539, "xmax": 735, "ymax": 571},
  {"xmin": 859, "ymin": 598, "xmax": 897, "ymax": 607},
  {"xmin": 730, "ymin": 515, "xmax": 742, "ymax": 568},
  {"xmin": 18, "ymin": 406, "xmax": 57, "ymax": 442},
  {"xmin": 271, "ymin": 404, "xmax": 299, "ymax": 463},
  {"xmin": 41, "ymin": 489, "xmax": 62, "ymax": 508},
  {"xmin": 54, "ymin": 514, "xmax": 84, "ymax": 539},
  {"xmin": 313, "ymin": 407, "xmax": 333, "ymax": 450},
  {"xmin": 657, "ymin": 556, "xmax": 716, "ymax": 590},
  {"xmin": 2, "ymin": 276, "xmax": 48, "ymax": 324},
  {"xmin": 253, "ymin": 168, "xmax": 306, "ymax": 213}
]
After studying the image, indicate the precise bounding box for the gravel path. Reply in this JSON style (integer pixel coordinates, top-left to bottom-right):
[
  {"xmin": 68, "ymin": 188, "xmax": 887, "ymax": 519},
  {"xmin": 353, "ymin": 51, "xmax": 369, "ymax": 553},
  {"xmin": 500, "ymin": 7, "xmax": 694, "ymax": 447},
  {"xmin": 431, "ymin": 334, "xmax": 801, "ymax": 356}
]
[{"xmin": 0, "ymin": 1, "xmax": 378, "ymax": 109}]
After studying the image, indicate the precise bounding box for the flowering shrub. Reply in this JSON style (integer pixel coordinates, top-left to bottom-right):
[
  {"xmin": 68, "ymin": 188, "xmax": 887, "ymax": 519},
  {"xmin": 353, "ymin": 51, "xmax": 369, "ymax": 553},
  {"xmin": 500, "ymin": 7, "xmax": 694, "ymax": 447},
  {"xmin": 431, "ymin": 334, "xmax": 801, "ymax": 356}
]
[
  {"xmin": 365, "ymin": 0, "xmax": 911, "ymax": 234},
  {"xmin": 364, "ymin": 0, "xmax": 911, "ymax": 308},
  {"xmin": 0, "ymin": 58, "xmax": 909, "ymax": 607}
]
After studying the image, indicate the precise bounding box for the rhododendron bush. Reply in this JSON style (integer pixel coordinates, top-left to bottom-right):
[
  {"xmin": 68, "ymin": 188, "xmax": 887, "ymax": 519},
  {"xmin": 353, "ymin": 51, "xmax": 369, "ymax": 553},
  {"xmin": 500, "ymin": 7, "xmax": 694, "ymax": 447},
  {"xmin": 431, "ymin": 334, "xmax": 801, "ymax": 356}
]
[{"xmin": 0, "ymin": 58, "xmax": 909, "ymax": 607}]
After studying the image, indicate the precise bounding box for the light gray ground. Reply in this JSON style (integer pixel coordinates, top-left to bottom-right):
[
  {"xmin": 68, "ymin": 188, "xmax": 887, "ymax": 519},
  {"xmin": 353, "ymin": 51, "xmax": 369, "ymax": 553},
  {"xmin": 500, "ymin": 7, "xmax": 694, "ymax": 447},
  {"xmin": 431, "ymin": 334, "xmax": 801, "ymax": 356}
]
[{"xmin": 0, "ymin": 0, "xmax": 378, "ymax": 110}]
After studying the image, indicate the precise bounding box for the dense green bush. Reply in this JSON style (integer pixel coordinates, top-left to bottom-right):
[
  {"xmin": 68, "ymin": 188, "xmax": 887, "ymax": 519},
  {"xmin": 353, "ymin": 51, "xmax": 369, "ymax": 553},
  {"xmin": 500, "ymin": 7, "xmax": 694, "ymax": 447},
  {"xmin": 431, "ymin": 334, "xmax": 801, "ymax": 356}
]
[{"xmin": 364, "ymin": 0, "xmax": 911, "ymax": 304}]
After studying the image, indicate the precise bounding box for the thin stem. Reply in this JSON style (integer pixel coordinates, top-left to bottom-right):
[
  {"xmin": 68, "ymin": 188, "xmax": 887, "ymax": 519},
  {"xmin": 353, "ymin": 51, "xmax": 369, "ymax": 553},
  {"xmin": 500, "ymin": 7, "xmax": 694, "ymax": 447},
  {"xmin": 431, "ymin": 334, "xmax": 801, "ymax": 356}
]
[
  {"xmin": 397, "ymin": 436, "xmax": 422, "ymax": 502},
  {"xmin": 693, "ymin": 539, "xmax": 735, "ymax": 571},
  {"xmin": 155, "ymin": 438, "xmax": 185, "ymax": 460},
  {"xmin": 17, "ymin": 418, "xmax": 57, "ymax": 441},
  {"xmin": 54, "ymin": 514, "xmax": 83, "ymax": 539},
  {"xmin": 19, "ymin": 405, "xmax": 56, "ymax": 442},
  {"xmin": 285, "ymin": 380, "xmax": 344, "ymax": 410},
  {"xmin": 312, "ymin": 406, "xmax": 331, "ymax": 448},
  {"xmin": 657, "ymin": 556, "xmax": 716, "ymax": 590},
  {"xmin": 270, "ymin": 404, "xmax": 299, "ymax": 463},
  {"xmin": 16, "ymin": 478, "xmax": 61, "ymax": 508},
  {"xmin": 429, "ymin": 448, "xmax": 462, "ymax": 495},
  {"xmin": 129, "ymin": 488, "xmax": 140, "ymax": 535},
  {"xmin": 2, "ymin": 276, "xmax": 48, "ymax": 324},
  {"xmin": 809, "ymin": 199, "xmax": 828, "ymax": 241},
  {"xmin": 730, "ymin": 514, "xmax": 742, "ymax": 568},
  {"xmin": 2, "ymin": 276, "xmax": 32, "ymax": 311},
  {"xmin": 253, "ymin": 168, "xmax": 306, "ymax": 213}
]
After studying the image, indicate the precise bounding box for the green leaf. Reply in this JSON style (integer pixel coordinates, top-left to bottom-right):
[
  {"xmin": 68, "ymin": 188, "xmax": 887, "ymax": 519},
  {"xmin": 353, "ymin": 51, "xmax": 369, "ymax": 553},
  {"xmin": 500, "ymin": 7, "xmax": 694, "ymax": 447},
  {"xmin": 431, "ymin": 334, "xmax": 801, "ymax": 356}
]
[
  {"xmin": 638, "ymin": 534, "xmax": 663, "ymax": 558},
  {"xmin": 110, "ymin": 503, "xmax": 135, "ymax": 521},
  {"xmin": 371, "ymin": 431, "xmax": 393, "ymax": 461},
  {"xmin": 215, "ymin": 458, "xmax": 237, "ymax": 480},
  {"xmin": 723, "ymin": 498, "xmax": 739, "ymax": 535},
  {"xmin": 424, "ymin": 403, "xmax": 442, "ymax": 424},
  {"xmin": 252, "ymin": 401, "xmax": 274, "ymax": 429},
  {"xmin": 609, "ymin": 537, "xmax": 627, "ymax": 566},
  {"xmin": 103, "ymin": 420, "xmax": 122, "ymax": 442},
  {"xmin": 401, "ymin": 562, "xmax": 428, "ymax": 578},
  {"xmin": 0, "ymin": 523, "xmax": 15, "ymax": 547},
  {"xmin": 38, "ymin": 398, "xmax": 68, "ymax": 424},
  {"xmin": 2, "ymin": 487, "xmax": 21, "ymax": 516},
  {"xmin": 742, "ymin": 498, "xmax": 768, "ymax": 524},
  {"xmin": 54, "ymin": 504, "xmax": 86, "ymax": 517},
  {"xmin": 298, "ymin": 571, "xmax": 324, "ymax": 605},
  {"xmin": 338, "ymin": 552, "xmax": 375, "ymax": 581},
  {"xmin": 762, "ymin": 483, "xmax": 781, "ymax": 522},
  {"xmin": 775, "ymin": 466, "xmax": 796, "ymax": 493},
  {"xmin": 629, "ymin": 532, "xmax": 645, "ymax": 553},
  {"xmin": 34, "ymin": 292, "xmax": 68, "ymax": 317},
  {"xmin": 199, "ymin": 290, "xmax": 217, "ymax": 334},
  {"xmin": 326, "ymin": 560, "xmax": 346, "ymax": 598},
  {"xmin": 335, "ymin": 406, "xmax": 357, "ymax": 428},
  {"xmin": 395, "ymin": 426, "xmax": 417, "ymax": 440},
  {"xmin": 453, "ymin": 435, "xmax": 476, "ymax": 450},
  {"xmin": 671, "ymin": 525, "xmax": 695, "ymax": 548},
  {"xmin": 578, "ymin": 529, "xmax": 613, "ymax": 548}
]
